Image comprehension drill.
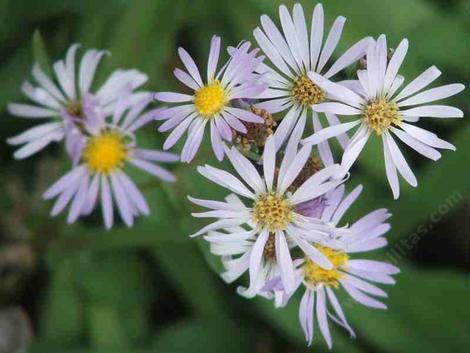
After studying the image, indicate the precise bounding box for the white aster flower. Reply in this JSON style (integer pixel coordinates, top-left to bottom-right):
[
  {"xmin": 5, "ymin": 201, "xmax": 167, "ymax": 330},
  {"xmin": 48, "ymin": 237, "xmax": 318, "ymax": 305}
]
[
  {"xmin": 203, "ymin": 118, "xmax": 342, "ymax": 300},
  {"xmin": 154, "ymin": 36, "xmax": 267, "ymax": 163},
  {"xmin": 265, "ymin": 184, "xmax": 398, "ymax": 348},
  {"xmin": 42, "ymin": 93, "xmax": 178, "ymax": 229},
  {"xmin": 7, "ymin": 44, "xmax": 148, "ymax": 160},
  {"xmin": 189, "ymin": 134, "xmax": 347, "ymax": 294},
  {"xmin": 253, "ymin": 2, "xmax": 371, "ymax": 149},
  {"xmin": 303, "ymin": 35, "xmax": 465, "ymax": 198}
]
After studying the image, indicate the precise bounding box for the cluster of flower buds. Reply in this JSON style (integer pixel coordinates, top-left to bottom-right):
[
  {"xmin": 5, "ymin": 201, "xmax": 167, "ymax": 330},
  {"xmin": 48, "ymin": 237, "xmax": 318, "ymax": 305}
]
[
  {"xmin": 154, "ymin": 3, "xmax": 464, "ymax": 348},
  {"xmin": 7, "ymin": 2, "xmax": 464, "ymax": 349}
]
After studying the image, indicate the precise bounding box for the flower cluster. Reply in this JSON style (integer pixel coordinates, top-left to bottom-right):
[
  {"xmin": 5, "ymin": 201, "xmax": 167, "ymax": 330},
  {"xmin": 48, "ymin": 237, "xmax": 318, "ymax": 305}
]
[
  {"xmin": 8, "ymin": 45, "xmax": 179, "ymax": 228},
  {"xmin": 7, "ymin": 1, "xmax": 464, "ymax": 349},
  {"xmin": 171, "ymin": 2, "xmax": 464, "ymax": 349}
]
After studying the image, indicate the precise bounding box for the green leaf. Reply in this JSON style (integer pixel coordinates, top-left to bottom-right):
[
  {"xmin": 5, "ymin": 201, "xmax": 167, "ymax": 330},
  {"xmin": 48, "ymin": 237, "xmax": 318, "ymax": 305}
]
[
  {"xmin": 38, "ymin": 258, "xmax": 85, "ymax": 346},
  {"xmin": 151, "ymin": 242, "xmax": 226, "ymax": 319},
  {"xmin": 152, "ymin": 319, "xmax": 251, "ymax": 353},
  {"xmin": 32, "ymin": 29, "xmax": 52, "ymax": 76},
  {"xmin": 88, "ymin": 305, "xmax": 129, "ymax": 351}
]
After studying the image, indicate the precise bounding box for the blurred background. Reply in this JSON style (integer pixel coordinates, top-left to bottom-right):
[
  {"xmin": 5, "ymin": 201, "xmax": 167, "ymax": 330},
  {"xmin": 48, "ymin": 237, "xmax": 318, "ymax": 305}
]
[{"xmin": 0, "ymin": 0, "xmax": 469, "ymax": 352}]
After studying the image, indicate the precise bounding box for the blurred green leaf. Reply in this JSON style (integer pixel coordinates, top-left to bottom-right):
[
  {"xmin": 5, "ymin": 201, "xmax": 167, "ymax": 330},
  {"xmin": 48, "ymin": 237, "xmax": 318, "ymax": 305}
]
[
  {"xmin": 88, "ymin": 305, "xmax": 129, "ymax": 351},
  {"xmin": 152, "ymin": 319, "xmax": 251, "ymax": 353},
  {"xmin": 38, "ymin": 258, "xmax": 85, "ymax": 346},
  {"xmin": 32, "ymin": 29, "xmax": 52, "ymax": 76},
  {"xmin": 151, "ymin": 242, "xmax": 226, "ymax": 319}
]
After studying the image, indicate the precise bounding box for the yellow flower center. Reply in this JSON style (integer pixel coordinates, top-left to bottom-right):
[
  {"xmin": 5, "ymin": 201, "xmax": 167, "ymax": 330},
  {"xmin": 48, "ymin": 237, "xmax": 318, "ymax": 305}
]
[
  {"xmin": 292, "ymin": 74, "xmax": 326, "ymax": 107},
  {"xmin": 83, "ymin": 130, "xmax": 128, "ymax": 174},
  {"xmin": 304, "ymin": 246, "xmax": 349, "ymax": 288},
  {"xmin": 362, "ymin": 98, "xmax": 401, "ymax": 135},
  {"xmin": 252, "ymin": 193, "xmax": 293, "ymax": 232},
  {"xmin": 194, "ymin": 80, "xmax": 226, "ymax": 118}
]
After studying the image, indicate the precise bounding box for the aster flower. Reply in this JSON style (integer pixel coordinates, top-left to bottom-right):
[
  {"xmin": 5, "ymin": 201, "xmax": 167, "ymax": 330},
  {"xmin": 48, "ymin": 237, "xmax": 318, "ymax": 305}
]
[
  {"xmin": 7, "ymin": 44, "xmax": 148, "ymax": 159},
  {"xmin": 154, "ymin": 36, "xmax": 267, "ymax": 163},
  {"xmin": 203, "ymin": 115, "xmax": 343, "ymax": 300},
  {"xmin": 253, "ymin": 3, "xmax": 371, "ymax": 149},
  {"xmin": 189, "ymin": 134, "xmax": 347, "ymax": 294},
  {"xmin": 302, "ymin": 35, "xmax": 465, "ymax": 198},
  {"xmin": 42, "ymin": 93, "xmax": 178, "ymax": 229},
  {"xmin": 266, "ymin": 184, "xmax": 399, "ymax": 348}
]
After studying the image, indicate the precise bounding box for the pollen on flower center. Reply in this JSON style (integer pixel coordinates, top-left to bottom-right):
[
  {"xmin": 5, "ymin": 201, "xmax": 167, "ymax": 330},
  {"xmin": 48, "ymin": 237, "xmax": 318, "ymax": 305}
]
[
  {"xmin": 304, "ymin": 246, "xmax": 349, "ymax": 288},
  {"xmin": 66, "ymin": 100, "xmax": 84, "ymax": 119},
  {"xmin": 292, "ymin": 74, "xmax": 326, "ymax": 107},
  {"xmin": 83, "ymin": 130, "xmax": 128, "ymax": 174},
  {"xmin": 362, "ymin": 98, "xmax": 401, "ymax": 135},
  {"xmin": 194, "ymin": 81, "xmax": 226, "ymax": 118},
  {"xmin": 252, "ymin": 193, "xmax": 293, "ymax": 232}
]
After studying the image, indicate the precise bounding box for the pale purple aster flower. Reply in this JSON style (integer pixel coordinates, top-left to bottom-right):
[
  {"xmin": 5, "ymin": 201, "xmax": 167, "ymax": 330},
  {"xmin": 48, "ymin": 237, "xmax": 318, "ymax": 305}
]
[
  {"xmin": 154, "ymin": 35, "xmax": 267, "ymax": 163},
  {"xmin": 252, "ymin": 3, "xmax": 371, "ymax": 149},
  {"xmin": 302, "ymin": 35, "xmax": 465, "ymax": 198},
  {"xmin": 189, "ymin": 135, "xmax": 347, "ymax": 294},
  {"xmin": 266, "ymin": 184, "xmax": 398, "ymax": 348},
  {"xmin": 42, "ymin": 93, "xmax": 178, "ymax": 229},
  {"xmin": 7, "ymin": 44, "xmax": 148, "ymax": 159}
]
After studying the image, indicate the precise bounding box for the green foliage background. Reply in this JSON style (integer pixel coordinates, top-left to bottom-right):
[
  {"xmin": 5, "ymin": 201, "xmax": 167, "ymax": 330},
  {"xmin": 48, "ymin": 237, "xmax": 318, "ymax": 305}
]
[{"xmin": 0, "ymin": 0, "xmax": 469, "ymax": 352}]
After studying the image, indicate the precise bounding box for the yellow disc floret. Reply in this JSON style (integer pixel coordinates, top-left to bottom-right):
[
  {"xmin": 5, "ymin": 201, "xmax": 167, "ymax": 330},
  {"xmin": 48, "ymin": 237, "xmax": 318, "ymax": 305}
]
[
  {"xmin": 362, "ymin": 98, "xmax": 401, "ymax": 135},
  {"xmin": 252, "ymin": 193, "xmax": 293, "ymax": 232},
  {"xmin": 83, "ymin": 130, "xmax": 128, "ymax": 174},
  {"xmin": 304, "ymin": 246, "xmax": 349, "ymax": 288},
  {"xmin": 292, "ymin": 74, "xmax": 326, "ymax": 107},
  {"xmin": 194, "ymin": 80, "xmax": 226, "ymax": 118}
]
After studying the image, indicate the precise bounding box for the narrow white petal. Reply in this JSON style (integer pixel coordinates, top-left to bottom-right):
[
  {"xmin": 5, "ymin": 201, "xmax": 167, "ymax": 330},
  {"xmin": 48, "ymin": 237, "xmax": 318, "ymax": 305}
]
[
  {"xmin": 302, "ymin": 119, "xmax": 360, "ymax": 145},
  {"xmin": 309, "ymin": 72, "xmax": 364, "ymax": 108},
  {"xmin": 385, "ymin": 132, "xmax": 417, "ymax": 187},
  {"xmin": 316, "ymin": 16, "xmax": 346, "ymax": 73},
  {"xmin": 398, "ymin": 83, "xmax": 465, "ymax": 107},
  {"xmin": 400, "ymin": 122, "xmax": 455, "ymax": 150},
  {"xmin": 275, "ymin": 230, "xmax": 296, "ymax": 294},
  {"xmin": 312, "ymin": 112, "xmax": 334, "ymax": 166},
  {"xmin": 391, "ymin": 127, "xmax": 441, "ymax": 161},
  {"xmin": 198, "ymin": 165, "xmax": 255, "ymax": 199},
  {"xmin": 383, "ymin": 136, "xmax": 400, "ymax": 199},
  {"xmin": 341, "ymin": 282, "xmax": 387, "ymax": 309},
  {"xmin": 383, "ymin": 39, "xmax": 408, "ymax": 93},
  {"xmin": 395, "ymin": 66, "xmax": 441, "ymax": 101},
  {"xmin": 325, "ymin": 37, "xmax": 372, "ymax": 79},
  {"xmin": 340, "ymin": 125, "xmax": 371, "ymax": 171},
  {"xmin": 290, "ymin": 164, "xmax": 346, "ymax": 204},
  {"xmin": 263, "ymin": 135, "xmax": 276, "ymax": 191},
  {"xmin": 248, "ymin": 230, "xmax": 269, "ymax": 292},
  {"xmin": 8, "ymin": 103, "xmax": 57, "ymax": 118},
  {"xmin": 316, "ymin": 287, "xmax": 332, "ymax": 349},
  {"xmin": 332, "ymin": 184, "xmax": 363, "ymax": 224},
  {"xmin": 225, "ymin": 146, "xmax": 265, "ymax": 194},
  {"xmin": 278, "ymin": 144, "xmax": 311, "ymax": 194},
  {"xmin": 310, "ymin": 3, "xmax": 324, "ymax": 70}
]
